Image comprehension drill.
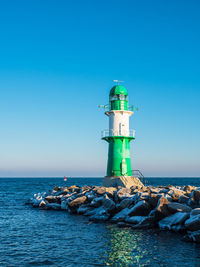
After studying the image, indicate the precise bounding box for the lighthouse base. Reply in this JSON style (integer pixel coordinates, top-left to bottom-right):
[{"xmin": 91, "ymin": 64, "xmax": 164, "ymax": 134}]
[{"xmin": 103, "ymin": 176, "xmax": 143, "ymax": 188}]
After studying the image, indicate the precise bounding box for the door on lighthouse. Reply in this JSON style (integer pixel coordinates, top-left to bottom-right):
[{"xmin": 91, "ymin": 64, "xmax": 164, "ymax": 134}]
[
  {"xmin": 119, "ymin": 123, "xmax": 122, "ymax": 135},
  {"xmin": 119, "ymin": 123, "xmax": 126, "ymax": 136},
  {"xmin": 121, "ymin": 159, "xmax": 127, "ymax": 176}
]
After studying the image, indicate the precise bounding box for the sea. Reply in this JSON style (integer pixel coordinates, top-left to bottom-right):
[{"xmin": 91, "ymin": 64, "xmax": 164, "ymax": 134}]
[{"xmin": 1, "ymin": 177, "xmax": 200, "ymax": 267}]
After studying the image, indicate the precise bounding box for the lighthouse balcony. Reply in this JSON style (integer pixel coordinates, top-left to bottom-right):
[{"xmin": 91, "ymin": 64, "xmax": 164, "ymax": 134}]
[{"xmin": 101, "ymin": 129, "xmax": 135, "ymax": 138}]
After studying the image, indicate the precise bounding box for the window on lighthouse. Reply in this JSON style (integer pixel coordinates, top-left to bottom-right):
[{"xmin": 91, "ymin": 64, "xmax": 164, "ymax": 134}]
[
  {"xmin": 111, "ymin": 95, "xmax": 119, "ymax": 101},
  {"xmin": 119, "ymin": 95, "xmax": 128, "ymax": 100}
]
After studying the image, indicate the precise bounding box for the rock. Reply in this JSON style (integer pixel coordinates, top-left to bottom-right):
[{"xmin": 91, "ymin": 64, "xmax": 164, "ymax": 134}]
[
  {"xmin": 77, "ymin": 204, "xmax": 93, "ymax": 215},
  {"xmin": 32, "ymin": 194, "xmax": 44, "ymax": 207},
  {"xmin": 167, "ymin": 203, "xmax": 192, "ymax": 213},
  {"xmin": 105, "ymin": 187, "xmax": 117, "ymax": 198},
  {"xmin": 85, "ymin": 191, "xmax": 95, "ymax": 202},
  {"xmin": 110, "ymin": 208, "xmax": 131, "ymax": 222},
  {"xmin": 183, "ymin": 230, "xmax": 200, "ymax": 243},
  {"xmin": 166, "ymin": 185, "xmax": 174, "ymax": 189},
  {"xmin": 45, "ymin": 203, "xmax": 61, "ymax": 210},
  {"xmin": 117, "ymin": 188, "xmax": 132, "ymax": 200},
  {"xmin": 89, "ymin": 211, "xmax": 109, "ymax": 222},
  {"xmin": 133, "ymin": 192, "xmax": 142, "ymax": 204},
  {"xmin": 183, "ymin": 185, "xmax": 196, "ymax": 193},
  {"xmin": 158, "ymin": 212, "xmax": 189, "ymax": 230},
  {"xmin": 131, "ymin": 216, "xmax": 155, "ymax": 229},
  {"xmin": 68, "ymin": 185, "xmax": 80, "ymax": 193},
  {"xmin": 94, "ymin": 187, "xmax": 107, "ymax": 195},
  {"xmin": 168, "ymin": 189, "xmax": 186, "ymax": 201},
  {"xmin": 88, "ymin": 207, "xmax": 110, "ymax": 222},
  {"xmin": 63, "ymin": 187, "xmax": 70, "ymax": 192},
  {"xmin": 149, "ymin": 187, "xmax": 163, "ymax": 194},
  {"xmin": 81, "ymin": 185, "xmax": 91, "ymax": 192},
  {"xmin": 163, "ymin": 194, "xmax": 172, "ymax": 202},
  {"xmin": 149, "ymin": 196, "xmax": 170, "ymax": 221},
  {"xmin": 69, "ymin": 196, "xmax": 87, "ymax": 208},
  {"xmin": 39, "ymin": 200, "xmax": 46, "ymax": 207},
  {"xmin": 61, "ymin": 200, "xmax": 68, "ymax": 210},
  {"xmin": 90, "ymin": 196, "xmax": 104, "ymax": 207},
  {"xmin": 178, "ymin": 195, "xmax": 189, "ymax": 204},
  {"xmin": 45, "ymin": 195, "xmax": 58, "ymax": 203},
  {"xmin": 125, "ymin": 216, "xmax": 146, "ymax": 224},
  {"xmin": 185, "ymin": 215, "xmax": 200, "ymax": 231},
  {"xmin": 148, "ymin": 193, "xmax": 160, "ymax": 208},
  {"xmin": 53, "ymin": 186, "xmax": 60, "ymax": 192},
  {"xmin": 139, "ymin": 192, "xmax": 149, "ymax": 201},
  {"xmin": 119, "ymin": 198, "xmax": 135, "ymax": 210},
  {"xmin": 192, "ymin": 190, "xmax": 200, "ymax": 202},
  {"xmin": 102, "ymin": 196, "xmax": 116, "ymax": 213},
  {"xmin": 127, "ymin": 200, "xmax": 151, "ymax": 216},
  {"xmin": 191, "ymin": 208, "xmax": 200, "ymax": 216}
]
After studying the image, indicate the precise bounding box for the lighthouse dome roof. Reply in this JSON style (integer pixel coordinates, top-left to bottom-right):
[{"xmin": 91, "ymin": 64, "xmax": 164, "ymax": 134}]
[{"xmin": 109, "ymin": 85, "xmax": 128, "ymax": 96}]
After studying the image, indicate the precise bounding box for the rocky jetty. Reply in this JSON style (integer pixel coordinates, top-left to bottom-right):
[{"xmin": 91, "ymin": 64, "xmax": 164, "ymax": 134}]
[{"xmin": 29, "ymin": 184, "xmax": 200, "ymax": 243}]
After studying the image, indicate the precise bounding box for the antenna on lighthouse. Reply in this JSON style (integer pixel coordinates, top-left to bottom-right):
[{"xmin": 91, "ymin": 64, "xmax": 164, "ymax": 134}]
[{"xmin": 113, "ymin": 80, "xmax": 124, "ymax": 85}]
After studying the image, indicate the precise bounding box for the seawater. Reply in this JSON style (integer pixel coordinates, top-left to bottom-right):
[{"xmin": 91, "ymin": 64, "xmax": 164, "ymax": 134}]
[{"xmin": 1, "ymin": 177, "xmax": 200, "ymax": 267}]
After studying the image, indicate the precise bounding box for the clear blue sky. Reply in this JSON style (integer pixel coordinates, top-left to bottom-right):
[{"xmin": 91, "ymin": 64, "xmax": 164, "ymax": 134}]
[{"xmin": 0, "ymin": 0, "xmax": 200, "ymax": 177}]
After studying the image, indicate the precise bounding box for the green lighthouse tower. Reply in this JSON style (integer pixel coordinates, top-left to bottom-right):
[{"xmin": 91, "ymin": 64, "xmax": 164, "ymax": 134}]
[{"xmin": 101, "ymin": 84, "xmax": 143, "ymax": 188}]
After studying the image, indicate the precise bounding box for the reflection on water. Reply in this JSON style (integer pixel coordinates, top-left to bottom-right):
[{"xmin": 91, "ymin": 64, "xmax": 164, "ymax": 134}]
[
  {"xmin": 103, "ymin": 225, "xmax": 200, "ymax": 266},
  {"xmin": 104, "ymin": 226, "xmax": 150, "ymax": 266}
]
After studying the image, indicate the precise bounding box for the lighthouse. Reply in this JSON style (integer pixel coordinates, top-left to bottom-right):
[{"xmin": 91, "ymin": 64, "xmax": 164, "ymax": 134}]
[{"xmin": 101, "ymin": 83, "xmax": 143, "ymax": 188}]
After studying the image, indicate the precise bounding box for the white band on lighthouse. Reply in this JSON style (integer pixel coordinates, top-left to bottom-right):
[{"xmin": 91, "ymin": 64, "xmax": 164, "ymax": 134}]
[{"xmin": 106, "ymin": 110, "xmax": 133, "ymax": 137}]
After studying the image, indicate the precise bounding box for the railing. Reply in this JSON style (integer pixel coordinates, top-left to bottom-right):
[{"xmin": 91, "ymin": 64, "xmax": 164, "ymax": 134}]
[
  {"xmin": 111, "ymin": 169, "xmax": 146, "ymax": 185},
  {"xmin": 101, "ymin": 129, "xmax": 135, "ymax": 138},
  {"xmin": 98, "ymin": 104, "xmax": 138, "ymax": 112}
]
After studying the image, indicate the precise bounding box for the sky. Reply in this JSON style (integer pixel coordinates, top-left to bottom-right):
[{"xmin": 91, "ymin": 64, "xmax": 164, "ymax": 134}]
[{"xmin": 0, "ymin": 0, "xmax": 200, "ymax": 177}]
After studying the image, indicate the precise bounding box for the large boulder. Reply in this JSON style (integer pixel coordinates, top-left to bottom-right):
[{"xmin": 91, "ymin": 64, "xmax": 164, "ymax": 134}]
[
  {"xmin": 139, "ymin": 193, "xmax": 149, "ymax": 201},
  {"xmin": 81, "ymin": 185, "xmax": 91, "ymax": 192},
  {"xmin": 149, "ymin": 196, "xmax": 170, "ymax": 221},
  {"xmin": 61, "ymin": 200, "xmax": 68, "ymax": 210},
  {"xmin": 127, "ymin": 200, "xmax": 151, "ymax": 216},
  {"xmin": 191, "ymin": 190, "xmax": 200, "ymax": 202},
  {"xmin": 105, "ymin": 187, "xmax": 117, "ymax": 198},
  {"xmin": 191, "ymin": 208, "xmax": 200, "ymax": 216},
  {"xmin": 94, "ymin": 186, "xmax": 107, "ymax": 196},
  {"xmin": 85, "ymin": 191, "xmax": 96, "ymax": 202},
  {"xmin": 110, "ymin": 208, "xmax": 131, "ymax": 222},
  {"xmin": 149, "ymin": 187, "xmax": 163, "ymax": 194},
  {"xmin": 148, "ymin": 193, "xmax": 160, "ymax": 208},
  {"xmin": 119, "ymin": 198, "xmax": 135, "ymax": 210},
  {"xmin": 167, "ymin": 203, "xmax": 192, "ymax": 213},
  {"xmin": 102, "ymin": 196, "xmax": 116, "ymax": 213},
  {"xmin": 89, "ymin": 207, "xmax": 110, "ymax": 222},
  {"xmin": 68, "ymin": 185, "xmax": 80, "ymax": 193},
  {"xmin": 117, "ymin": 188, "xmax": 132, "ymax": 200},
  {"xmin": 178, "ymin": 195, "xmax": 189, "ymax": 204},
  {"xmin": 69, "ymin": 196, "xmax": 87, "ymax": 208},
  {"xmin": 45, "ymin": 195, "xmax": 58, "ymax": 203},
  {"xmin": 168, "ymin": 189, "xmax": 186, "ymax": 201},
  {"xmin": 158, "ymin": 212, "xmax": 189, "ymax": 230},
  {"xmin": 183, "ymin": 185, "xmax": 196, "ymax": 193},
  {"xmin": 39, "ymin": 200, "xmax": 47, "ymax": 208},
  {"xmin": 77, "ymin": 204, "xmax": 93, "ymax": 215},
  {"xmin": 131, "ymin": 216, "xmax": 155, "ymax": 229},
  {"xmin": 185, "ymin": 215, "xmax": 200, "ymax": 231},
  {"xmin": 90, "ymin": 196, "xmax": 104, "ymax": 207}
]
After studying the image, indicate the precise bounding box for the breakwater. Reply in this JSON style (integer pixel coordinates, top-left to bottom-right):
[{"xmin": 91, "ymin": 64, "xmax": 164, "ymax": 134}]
[{"xmin": 29, "ymin": 184, "xmax": 200, "ymax": 243}]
